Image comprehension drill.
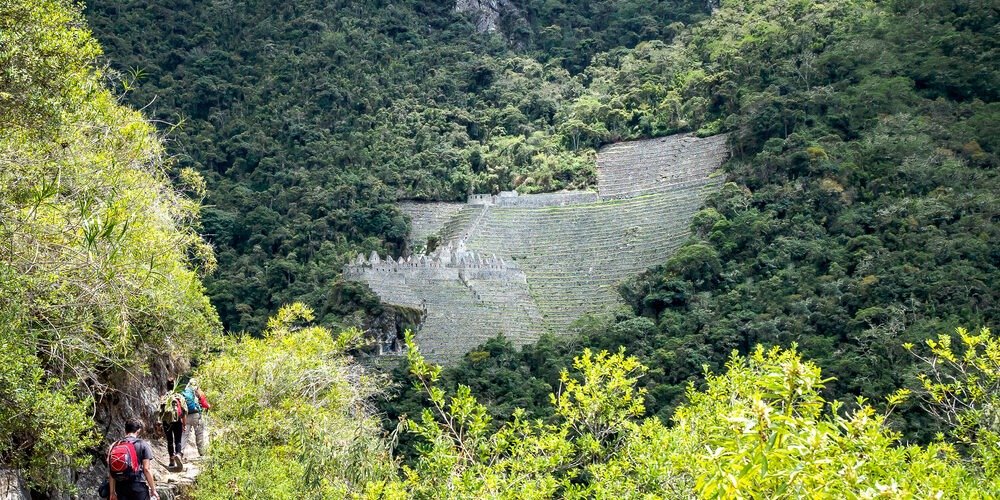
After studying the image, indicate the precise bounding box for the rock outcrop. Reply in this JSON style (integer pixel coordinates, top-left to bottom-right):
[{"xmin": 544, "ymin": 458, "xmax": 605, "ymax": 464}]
[
  {"xmin": 455, "ymin": 0, "xmax": 516, "ymax": 34},
  {"xmin": 0, "ymin": 470, "xmax": 29, "ymax": 500}
]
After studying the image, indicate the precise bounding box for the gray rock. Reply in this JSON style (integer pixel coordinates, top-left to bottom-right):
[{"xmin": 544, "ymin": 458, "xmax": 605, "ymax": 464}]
[{"xmin": 0, "ymin": 470, "xmax": 29, "ymax": 500}]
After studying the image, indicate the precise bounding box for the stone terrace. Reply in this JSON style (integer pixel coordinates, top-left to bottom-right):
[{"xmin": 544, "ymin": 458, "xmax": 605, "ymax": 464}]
[
  {"xmin": 399, "ymin": 201, "xmax": 467, "ymax": 248},
  {"xmin": 345, "ymin": 245, "xmax": 543, "ymax": 360},
  {"xmin": 597, "ymin": 133, "xmax": 728, "ymax": 199},
  {"xmin": 347, "ymin": 133, "xmax": 729, "ymax": 362}
]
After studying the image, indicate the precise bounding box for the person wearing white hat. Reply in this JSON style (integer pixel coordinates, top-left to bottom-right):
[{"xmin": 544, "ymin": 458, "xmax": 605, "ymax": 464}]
[{"xmin": 180, "ymin": 378, "xmax": 211, "ymax": 457}]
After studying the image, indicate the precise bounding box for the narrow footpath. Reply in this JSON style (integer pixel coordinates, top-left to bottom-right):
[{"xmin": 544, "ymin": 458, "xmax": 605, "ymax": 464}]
[{"xmin": 148, "ymin": 432, "xmax": 206, "ymax": 500}]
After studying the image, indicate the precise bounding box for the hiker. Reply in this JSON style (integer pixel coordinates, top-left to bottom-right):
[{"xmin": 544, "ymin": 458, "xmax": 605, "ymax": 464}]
[
  {"xmin": 159, "ymin": 377, "xmax": 187, "ymax": 467},
  {"xmin": 107, "ymin": 419, "xmax": 158, "ymax": 500},
  {"xmin": 181, "ymin": 378, "xmax": 211, "ymax": 457}
]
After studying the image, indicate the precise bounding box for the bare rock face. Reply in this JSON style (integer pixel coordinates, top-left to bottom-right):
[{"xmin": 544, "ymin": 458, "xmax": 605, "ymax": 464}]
[
  {"xmin": 455, "ymin": 0, "xmax": 513, "ymax": 33},
  {"xmin": 66, "ymin": 355, "xmax": 192, "ymax": 499},
  {"xmin": 0, "ymin": 470, "xmax": 29, "ymax": 500}
]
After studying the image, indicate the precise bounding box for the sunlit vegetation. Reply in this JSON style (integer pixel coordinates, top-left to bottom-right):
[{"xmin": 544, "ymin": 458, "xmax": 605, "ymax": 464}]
[
  {"xmin": 82, "ymin": 0, "xmax": 711, "ymax": 332},
  {"xmin": 194, "ymin": 304, "xmax": 395, "ymax": 498},
  {"xmin": 200, "ymin": 326, "xmax": 1000, "ymax": 497},
  {"xmin": 1, "ymin": 0, "xmax": 219, "ymax": 492},
  {"xmin": 383, "ymin": 0, "xmax": 998, "ymax": 446},
  {"xmin": 2, "ymin": 0, "xmax": 996, "ymax": 496}
]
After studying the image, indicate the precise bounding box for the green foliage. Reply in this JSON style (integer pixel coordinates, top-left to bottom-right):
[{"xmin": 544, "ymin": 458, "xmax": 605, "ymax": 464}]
[
  {"xmin": 378, "ymin": 334, "xmax": 575, "ymax": 464},
  {"xmin": 582, "ymin": 344, "xmax": 985, "ymax": 498},
  {"xmin": 390, "ymin": 333, "xmax": 645, "ymax": 498},
  {"xmin": 372, "ymin": 337, "xmax": 996, "ymax": 498},
  {"xmin": 0, "ymin": 0, "xmax": 220, "ymax": 492},
  {"xmin": 0, "ymin": 335, "xmax": 98, "ymax": 491},
  {"xmin": 907, "ymin": 327, "xmax": 1000, "ymax": 483},
  {"xmin": 551, "ymin": 348, "xmax": 647, "ymax": 459},
  {"xmin": 193, "ymin": 304, "xmax": 397, "ymax": 498},
  {"xmin": 88, "ymin": 1, "xmax": 998, "ymax": 436},
  {"xmin": 514, "ymin": 0, "xmax": 709, "ymax": 73},
  {"xmin": 373, "ymin": 0, "xmax": 998, "ymax": 455},
  {"xmin": 82, "ymin": 0, "xmax": 713, "ymax": 332},
  {"xmin": 0, "ymin": 0, "xmax": 101, "ymax": 129},
  {"xmin": 198, "ymin": 324, "xmax": 1000, "ymax": 498},
  {"xmin": 6, "ymin": 0, "xmax": 997, "ymax": 494},
  {"xmin": 597, "ymin": 0, "xmax": 999, "ymax": 440}
]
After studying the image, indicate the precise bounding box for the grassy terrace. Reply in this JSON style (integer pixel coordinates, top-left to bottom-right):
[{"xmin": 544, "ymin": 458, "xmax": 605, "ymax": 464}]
[
  {"xmin": 350, "ymin": 134, "xmax": 729, "ymax": 361},
  {"xmin": 399, "ymin": 201, "xmax": 467, "ymax": 248},
  {"xmin": 467, "ymin": 182, "xmax": 721, "ymax": 332}
]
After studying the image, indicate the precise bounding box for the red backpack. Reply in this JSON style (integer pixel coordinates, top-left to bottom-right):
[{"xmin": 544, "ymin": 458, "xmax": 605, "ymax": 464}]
[{"xmin": 107, "ymin": 439, "xmax": 141, "ymax": 480}]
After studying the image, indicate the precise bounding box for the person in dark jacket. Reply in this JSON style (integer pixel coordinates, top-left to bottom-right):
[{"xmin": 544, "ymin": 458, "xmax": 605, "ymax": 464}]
[{"xmin": 159, "ymin": 377, "xmax": 186, "ymax": 467}]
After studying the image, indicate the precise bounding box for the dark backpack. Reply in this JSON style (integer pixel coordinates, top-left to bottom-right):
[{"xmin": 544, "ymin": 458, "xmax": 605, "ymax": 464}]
[
  {"xmin": 107, "ymin": 439, "xmax": 140, "ymax": 481},
  {"xmin": 159, "ymin": 394, "xmax": 185, "ymax": 424},
  {"xmin": 182, "ymin": 387, "xmax": 202, "ymax": 413}
]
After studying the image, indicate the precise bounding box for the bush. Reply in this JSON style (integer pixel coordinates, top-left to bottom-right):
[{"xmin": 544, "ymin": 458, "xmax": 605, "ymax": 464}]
[{"xmin": 194, "ymin": 304, "xmax": 396, "ymax": 498}]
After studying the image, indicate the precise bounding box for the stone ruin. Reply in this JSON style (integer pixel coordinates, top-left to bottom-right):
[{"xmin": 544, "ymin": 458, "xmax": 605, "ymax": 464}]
[{"xmin": 345, "ymin": 132, "xmax": 729, "ymax": 362}]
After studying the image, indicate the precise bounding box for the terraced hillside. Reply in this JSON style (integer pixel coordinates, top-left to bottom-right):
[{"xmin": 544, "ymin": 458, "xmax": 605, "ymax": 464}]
[
  {"xmin": 347, "ymin": 133, "xmax": 729, "ymax": 362},
  {"xmin": 345, "ymin": 250, "xmax": 542, "ymax": 360},
  {"xmin": 399, "ymin": 201, "xmax": 467, "ymax": 250}
]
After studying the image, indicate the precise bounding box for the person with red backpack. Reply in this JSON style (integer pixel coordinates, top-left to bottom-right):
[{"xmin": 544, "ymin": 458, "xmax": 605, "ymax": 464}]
[{"xmin": 107, "ymin": 419, "xmax": 158, "ymax": 500}]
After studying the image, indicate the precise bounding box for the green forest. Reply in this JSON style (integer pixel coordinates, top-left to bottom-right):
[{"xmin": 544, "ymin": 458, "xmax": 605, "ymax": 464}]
[{"xmin": 1, "ymin": 0, "xmax": 997, "ymax": 497}]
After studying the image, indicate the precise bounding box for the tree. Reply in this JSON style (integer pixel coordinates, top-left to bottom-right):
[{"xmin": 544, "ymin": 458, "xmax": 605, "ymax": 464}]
[
  {"xmin": 1, "ymin": 0, "xmax": 220, "ymax": 492},
  {"xmin": 370, "ymin": 337, "xmax": 993, "ymax": 498},
  {"xmin": 194, "ymin": 304, "xmax": 396, "ymax": 498},
  {"xmin": 907, "ymin": 327, "xmax": 1000, "ymax": 484}
]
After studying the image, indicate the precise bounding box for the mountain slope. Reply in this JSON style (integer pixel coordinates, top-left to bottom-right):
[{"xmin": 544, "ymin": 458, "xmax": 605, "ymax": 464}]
[
  {"xmin": 381, "ymin": 0, "xmax": 999, "ymax": 443},
  {"xmin": 84, "ymin": 0, "xmax": 710, "ymax": 332}
]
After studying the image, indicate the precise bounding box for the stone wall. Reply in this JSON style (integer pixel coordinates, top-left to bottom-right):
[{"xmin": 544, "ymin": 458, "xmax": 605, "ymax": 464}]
[
  {"xmin": 467, "ymin": 190, "xmax": 600, "ymax": 208},
  {"xmin": 399, "ymin": 201, "xmax": 467, "ymax": 249},
  {"xmin": 345, "ymin": 241, "xmax": 540, "ymax": 362},
  {"xmin": 597, "ymin": 133, "xmax": 728, "ymax": 199},
  {"xmin": 346, "ymin": 133, "xmax": 729, "ymax": 362},
  {"xmin": 464, "ymin": 185, "xmax": 719, "ymax": 333}
]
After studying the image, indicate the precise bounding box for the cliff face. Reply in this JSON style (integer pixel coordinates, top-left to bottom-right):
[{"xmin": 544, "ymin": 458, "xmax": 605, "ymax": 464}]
[
  {"xmin": 0, "ymin": 471, "xmax": 28, "ymax": 499},
  {"xmin": 454, "ymin": 0, "xmax": 517, "ymax": 34},
  {"xmin": 69, "ymin": 355, "xmax": 191, "ymax": 498}
]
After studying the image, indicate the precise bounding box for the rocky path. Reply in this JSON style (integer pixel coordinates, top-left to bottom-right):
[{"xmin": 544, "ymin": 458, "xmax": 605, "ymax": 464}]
[{"xmin": 148, "ymin": 433, "xmax": 206, "ymax": 500}]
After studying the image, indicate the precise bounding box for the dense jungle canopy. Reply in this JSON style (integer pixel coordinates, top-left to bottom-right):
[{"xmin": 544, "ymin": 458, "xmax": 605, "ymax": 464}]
[{"xmin": 0, "ymin": 0, "xmax": 996, "ymax": 497}]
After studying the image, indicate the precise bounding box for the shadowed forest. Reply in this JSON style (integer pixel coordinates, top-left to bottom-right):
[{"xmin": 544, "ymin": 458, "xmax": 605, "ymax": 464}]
[
  {"xmin": 85, "ymin": 0, "xmax": 997, "ymax": 441},
  {"xmin": 1, "ymin": 0, "xmax": 997, "ymax": 497}
]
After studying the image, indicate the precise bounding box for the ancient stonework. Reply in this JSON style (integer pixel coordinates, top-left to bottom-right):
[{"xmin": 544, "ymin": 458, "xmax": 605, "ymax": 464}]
[
  {"xmin": 346, "ymin": 133, "xmax": 729, "ymax": 362},
  {"xmin": 399, "ymin": 201, "xmax": 467, "ymax": 249}
]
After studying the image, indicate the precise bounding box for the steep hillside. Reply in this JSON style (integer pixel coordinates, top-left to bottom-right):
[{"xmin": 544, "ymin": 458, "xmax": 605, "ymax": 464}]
[
  {"xmin": 0, "ymin": 0, "xmax": 220, "ymax": 494},
  {"xmin": 349, "ymin": 133, "xmax": 727, "ymax": 361},
  {"xmin": 5, "ymin": 0, "xmax": 998, "ymax": 497},
  {"xmin": 84, "ymin": 0, "xmax": 997, "ymax": 446},
  {"xmin": 382, "ymin": 0, "xmax": 999, "ymax": 444},
  {"xmin": 84, "ymin": 0, "xmax": 711, "ymax": 333}
]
